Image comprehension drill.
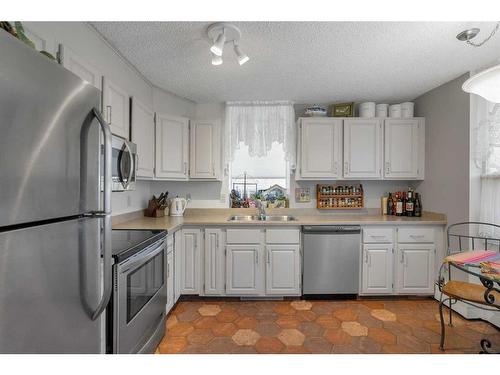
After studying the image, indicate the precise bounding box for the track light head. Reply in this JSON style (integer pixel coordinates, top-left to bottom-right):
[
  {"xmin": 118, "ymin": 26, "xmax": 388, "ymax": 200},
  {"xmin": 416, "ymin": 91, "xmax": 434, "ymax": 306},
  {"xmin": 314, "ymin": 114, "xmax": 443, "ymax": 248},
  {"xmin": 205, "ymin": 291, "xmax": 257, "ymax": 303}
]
[
  {"xmin": 234, "ymin": 44, "xmax": 249, "ymax": 65},
  {"xmin": 211, "ymin": 52, "xmax": 223, "ymax": 66},
  {"xmin": 210, "ymin": 29, "xmax": 226, "ymax": 56}
]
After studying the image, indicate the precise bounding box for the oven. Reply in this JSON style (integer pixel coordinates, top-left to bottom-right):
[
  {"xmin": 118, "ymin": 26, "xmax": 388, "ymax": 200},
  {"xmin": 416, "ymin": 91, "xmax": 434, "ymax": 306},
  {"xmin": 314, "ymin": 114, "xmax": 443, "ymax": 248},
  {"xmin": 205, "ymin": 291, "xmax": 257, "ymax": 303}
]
[
  {"xmin": 111, "ymin": 231, "xmax": 167, "ymax": 354},
  {"xmin": 102, "ymin": 135, "xmax": 137, "ymax": 192}
]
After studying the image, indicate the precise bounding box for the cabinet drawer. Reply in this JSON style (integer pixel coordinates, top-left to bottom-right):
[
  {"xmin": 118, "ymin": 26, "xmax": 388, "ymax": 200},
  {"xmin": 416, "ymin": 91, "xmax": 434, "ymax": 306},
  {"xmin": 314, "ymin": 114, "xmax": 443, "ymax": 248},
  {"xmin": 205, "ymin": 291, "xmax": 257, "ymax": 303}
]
[
  {"xmin": 398, "ymin": 228, "xmax": 434, "ymax": 243},
  {"xmin": 266, "ymin": 229, "xmax": 300, "ymax": 244},
  {"xmin": 363, "ymin": 228, "xmax": 394, "ymax": 243},
  {"xmin": 226, "ymin": 229, "xmax": 262, "ymax": 244}
]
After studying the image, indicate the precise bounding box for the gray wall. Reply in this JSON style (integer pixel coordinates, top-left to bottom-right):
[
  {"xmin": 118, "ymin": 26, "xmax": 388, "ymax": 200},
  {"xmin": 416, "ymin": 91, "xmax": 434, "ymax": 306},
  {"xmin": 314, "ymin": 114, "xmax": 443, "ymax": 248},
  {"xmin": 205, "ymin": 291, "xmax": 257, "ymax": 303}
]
[{"xmin": 414, "ymin": 74, "xmax": 470, "ymax": 226}]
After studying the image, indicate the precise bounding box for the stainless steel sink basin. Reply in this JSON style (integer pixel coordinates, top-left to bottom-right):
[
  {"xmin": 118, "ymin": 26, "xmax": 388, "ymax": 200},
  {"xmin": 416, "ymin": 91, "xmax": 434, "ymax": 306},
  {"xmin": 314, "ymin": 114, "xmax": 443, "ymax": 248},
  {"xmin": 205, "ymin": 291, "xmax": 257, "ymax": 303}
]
[{"xmin": 227, "ymin": 215, "xmax": 296, "ymax": 222}]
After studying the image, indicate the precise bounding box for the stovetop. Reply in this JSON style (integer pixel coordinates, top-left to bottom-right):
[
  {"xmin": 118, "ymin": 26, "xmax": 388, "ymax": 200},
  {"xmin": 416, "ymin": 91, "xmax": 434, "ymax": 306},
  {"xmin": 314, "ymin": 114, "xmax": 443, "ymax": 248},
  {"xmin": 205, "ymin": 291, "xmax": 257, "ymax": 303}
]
[{"xmin": 112, "ymin": 229, "xmax": 167, "ymax": 263}]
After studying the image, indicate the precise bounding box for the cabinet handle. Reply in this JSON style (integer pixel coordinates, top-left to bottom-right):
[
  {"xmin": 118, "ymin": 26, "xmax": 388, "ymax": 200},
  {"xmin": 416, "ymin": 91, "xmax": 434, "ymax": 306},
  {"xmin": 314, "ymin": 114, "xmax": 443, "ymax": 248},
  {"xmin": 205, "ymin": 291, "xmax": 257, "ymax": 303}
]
[
  {"xmin": 334, "ymin": 161, "xmax": 338, "ymax": 174},
  {"xmin": 400, "ymin": 251, "xmax": 404, "ymax": 263},
  {"xmin": 255, "ymin": 252, "xmax": 258, "ymax": 264},
  {"xmin": 212, "ymin": 161, "xmax": 215, "ymax": 176},
  {"xmin": 267, "ymin": 249, "xmax": 270, "ymax": 264},
  {"xmin": 216, "ymin": 234, "xmax": 219, "ymax": 249},
  {"xmin": 106, "ymin": 105, "xmax": 112, "ymax": 124},
  {"xmin": 385, "ymin": 162, "xmax": 390, "ymax": 174},
  {"xmin": 184, "ymin": 162, "xmax": 188, "ymax": 175},
  {"xmin": 409, "ymin": 235, "xmax": 425, "ymax": 238},
  {"xmin": 364, "ymin": 250, "xmax": 368, "ymax": 263},
  {"xmin": 136, "ymin": 154, "xmax": 139, "ymax": 172},
  {"xmin": 344, "ymin": 162, "xmax": 348, "ymax": 174},
  {"xmin": 167, "ymin": 263, "xmax": 170, "ymax": 278}
]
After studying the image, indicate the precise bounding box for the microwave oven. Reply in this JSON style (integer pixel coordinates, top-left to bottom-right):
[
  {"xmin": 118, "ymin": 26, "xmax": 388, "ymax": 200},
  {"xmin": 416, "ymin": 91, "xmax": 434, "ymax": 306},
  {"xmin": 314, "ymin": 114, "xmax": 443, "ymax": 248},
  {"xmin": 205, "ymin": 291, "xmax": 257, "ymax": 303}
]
[{"xmin": 102, "ymin": 135, "xmax": 137, "ymax": 192}]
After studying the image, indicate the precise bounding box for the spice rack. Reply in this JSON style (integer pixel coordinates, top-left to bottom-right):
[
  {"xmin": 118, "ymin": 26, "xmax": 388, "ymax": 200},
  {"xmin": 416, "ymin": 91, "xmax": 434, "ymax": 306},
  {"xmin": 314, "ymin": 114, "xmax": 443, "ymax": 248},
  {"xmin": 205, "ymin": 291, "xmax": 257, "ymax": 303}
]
[{"xmin": 316, "ymin": 184, "xmax": 364, "ymax": 209}]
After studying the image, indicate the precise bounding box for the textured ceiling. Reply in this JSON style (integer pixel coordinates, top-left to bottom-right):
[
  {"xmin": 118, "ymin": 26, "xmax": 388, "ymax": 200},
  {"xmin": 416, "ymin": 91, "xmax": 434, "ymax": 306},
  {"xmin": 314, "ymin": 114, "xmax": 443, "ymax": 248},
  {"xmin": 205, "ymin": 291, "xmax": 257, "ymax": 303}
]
[{"xmin": 91, "ymin": 22, "xmax": 500, "ymax": 103}]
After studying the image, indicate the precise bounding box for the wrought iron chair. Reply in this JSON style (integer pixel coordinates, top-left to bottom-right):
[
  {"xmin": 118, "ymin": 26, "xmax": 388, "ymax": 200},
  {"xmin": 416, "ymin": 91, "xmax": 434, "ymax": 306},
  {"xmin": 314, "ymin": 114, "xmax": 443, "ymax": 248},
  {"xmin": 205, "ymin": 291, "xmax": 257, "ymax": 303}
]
[{"xmin": 438, "ymin": 222, "xmax": 500, "ymax": 353}]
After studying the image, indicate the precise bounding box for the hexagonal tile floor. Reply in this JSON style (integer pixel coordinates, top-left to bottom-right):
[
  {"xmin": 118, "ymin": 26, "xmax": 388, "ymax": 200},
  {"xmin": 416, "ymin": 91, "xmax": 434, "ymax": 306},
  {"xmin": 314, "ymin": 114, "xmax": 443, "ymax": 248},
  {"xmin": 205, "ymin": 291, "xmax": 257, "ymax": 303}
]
[{"xmin": 156, "ymin": 298, "xmax": 500, "ymax": 354}]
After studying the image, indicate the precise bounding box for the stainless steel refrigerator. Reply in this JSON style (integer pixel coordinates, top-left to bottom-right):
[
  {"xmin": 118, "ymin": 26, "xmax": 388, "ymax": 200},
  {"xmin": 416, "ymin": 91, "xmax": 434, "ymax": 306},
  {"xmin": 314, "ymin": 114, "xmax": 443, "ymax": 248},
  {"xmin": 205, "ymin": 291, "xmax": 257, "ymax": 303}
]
[{"xmin": 0, "ymin": 31, "xmax": 112, "ymax": 353}]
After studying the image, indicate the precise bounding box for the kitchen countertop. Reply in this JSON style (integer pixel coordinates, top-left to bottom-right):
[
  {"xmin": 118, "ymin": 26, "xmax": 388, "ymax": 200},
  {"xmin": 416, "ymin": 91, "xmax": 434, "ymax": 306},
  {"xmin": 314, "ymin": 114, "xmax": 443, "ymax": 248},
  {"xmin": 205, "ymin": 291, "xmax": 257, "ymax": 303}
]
[{"xmin": 112, "ymin": 208, "xmax": 447, "ymax": 232}]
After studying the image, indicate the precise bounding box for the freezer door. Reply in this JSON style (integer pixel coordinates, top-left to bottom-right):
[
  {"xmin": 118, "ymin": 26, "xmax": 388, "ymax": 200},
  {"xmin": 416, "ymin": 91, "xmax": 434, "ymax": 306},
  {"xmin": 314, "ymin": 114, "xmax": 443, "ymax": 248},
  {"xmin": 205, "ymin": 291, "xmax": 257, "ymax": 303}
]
[
  {"xmin": 0, "ymin": 31, "xmax": 101, "ymax": 227},
  {"xmin": 0, "ymin": 217, "xmax": 104, "ymax": 353}
]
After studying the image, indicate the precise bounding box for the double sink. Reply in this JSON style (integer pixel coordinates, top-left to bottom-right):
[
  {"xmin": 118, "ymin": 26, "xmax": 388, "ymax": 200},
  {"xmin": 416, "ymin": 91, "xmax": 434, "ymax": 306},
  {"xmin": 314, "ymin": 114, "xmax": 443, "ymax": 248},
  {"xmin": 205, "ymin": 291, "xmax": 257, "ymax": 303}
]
[{"xmin": 227, "ymin": 215, "xmax": 296, "ymax": 222}]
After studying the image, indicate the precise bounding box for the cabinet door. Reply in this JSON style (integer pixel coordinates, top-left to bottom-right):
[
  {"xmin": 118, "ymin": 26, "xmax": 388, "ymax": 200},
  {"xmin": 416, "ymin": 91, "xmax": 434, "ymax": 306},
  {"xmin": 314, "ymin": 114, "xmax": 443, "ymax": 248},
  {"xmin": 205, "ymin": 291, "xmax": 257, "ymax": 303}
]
[
  {"xmin": 166, "ymin": 250, "xmax": 174, "ymax": 314},
  {"xmin": 361, "ymin": 244, "xmax": 394, "ymax": 294},
  {"xmin": 299, "ymin": 118, "xmax": 342, "ymax": 179},
  {"xmin": 155, "ymin": 114, "xmax": 189, "ymax": 180},
  {"xmin": 384, "ymin": 119, "xmax": 424, "ymax": 179},
  {"xmin": 190, "ymin": 120, "xmax": 220, "ymax": 179},
  {"xmin": 396, "ymin": 244, "xmax": 435, "ymax": 294},
  {"xmin": 102, "ymin": 77, "xmax": 130, "ymax": 139},
  {"xmin": 181, "ymin": 229, "xmax": 201, "ymax": 294},
  {"xmin": 174, "ymin": 230, "xmax": 182, "ymax": 303},
  {"xmin": 131, "ymin": 97, "xmax": 154, "ymax": 179},
  {"xmin": 23, "ymin": 22, "xmax": 57, "ymax": 56},
  {"xmin": 58, "ymin": 44, "xmax": 102, "ymax": 91},
  {"xmin": 265, "ymin": 245, "xmax": 300, "ymax": 295},
  {"xmin": 343, "ymin": 119, "xmax": 383, "ymax": 179},
  {"xmin": 204, "ymin": 228, "xmax": 225, "ymax": 295},
  {"xmin": 226, "ymin": 244, "xmax": 263, "ymax": 295}
]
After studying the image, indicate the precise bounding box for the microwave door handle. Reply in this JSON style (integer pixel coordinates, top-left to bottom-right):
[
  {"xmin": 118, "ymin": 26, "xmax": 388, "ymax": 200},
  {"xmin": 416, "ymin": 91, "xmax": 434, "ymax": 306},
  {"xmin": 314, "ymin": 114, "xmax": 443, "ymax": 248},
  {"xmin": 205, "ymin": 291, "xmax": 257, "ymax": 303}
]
[
  {"xmin": 121, "ymin": 141, "xmax": 133, "ymax": 190},
  {"xmin": 89, "ymin": 107, "xmax": 113, "ymax": 321}
]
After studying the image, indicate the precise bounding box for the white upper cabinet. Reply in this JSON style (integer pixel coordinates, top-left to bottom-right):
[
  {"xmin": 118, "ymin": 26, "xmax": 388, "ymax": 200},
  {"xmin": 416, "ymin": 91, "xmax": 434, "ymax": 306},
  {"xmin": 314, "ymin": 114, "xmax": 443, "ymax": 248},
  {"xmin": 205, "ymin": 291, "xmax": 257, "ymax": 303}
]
[
  {"xmin": 298, "ymin": 118, "xmax": 342, "ymax": 179},
  {"xmin": 190, "ymin": 119, "xmax": 221, "ymax": 179},
  {"xmin": 343, "ymin": 118, "xmax": 383, "ymax": 179},
  {"xmin": 22, "ymin": 22, "xmax": 57, "ymax": 56},
  {"xmin": 155, "ymin": 114, "xmax": 189, "ymax": 180},
  {"xmin": 58, "ymin": 44, "xmax": 102, "ymax": 91},
  {"xmin": 384, "ymin": 118, "xmax": 425, "ymax": 179},
  {"xmin": 131, "ymin": 97, "xmax": 154, "ymax": 179},
  {"xmin": 102, "ymin": 77, "xmax": 130, "ymax": 139}
]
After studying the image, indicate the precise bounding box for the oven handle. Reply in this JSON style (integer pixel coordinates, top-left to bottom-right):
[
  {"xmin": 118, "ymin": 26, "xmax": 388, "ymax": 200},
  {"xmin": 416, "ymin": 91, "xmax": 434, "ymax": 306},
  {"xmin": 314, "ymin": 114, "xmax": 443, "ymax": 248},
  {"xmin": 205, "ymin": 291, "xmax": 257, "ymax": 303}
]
[
  {"xmin": 88, "ymin": 107, "xmax": 113, "ymax": 321},
  {"xmin": 119, "ymin": 240, "xmax": 166, "ymax": 274}
]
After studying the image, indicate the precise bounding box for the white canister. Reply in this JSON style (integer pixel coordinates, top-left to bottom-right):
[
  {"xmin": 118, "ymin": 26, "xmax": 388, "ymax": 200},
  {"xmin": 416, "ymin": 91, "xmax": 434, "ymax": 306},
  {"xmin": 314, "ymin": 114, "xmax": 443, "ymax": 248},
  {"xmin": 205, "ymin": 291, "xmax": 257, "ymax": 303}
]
[
  {"xmin": 389, "ymin": 104, "xmax": 402, "ymax": 118},
  {"xmin": 359, "ymin": 102, "xmax": 376, "ymax": 118},
  {"xmin": 376, "ymin": 104, "xmax": 388, "ymax": 118},
  {"xmin": 401, "ymin": 102, "xmax": 414, "ymax": 118}
]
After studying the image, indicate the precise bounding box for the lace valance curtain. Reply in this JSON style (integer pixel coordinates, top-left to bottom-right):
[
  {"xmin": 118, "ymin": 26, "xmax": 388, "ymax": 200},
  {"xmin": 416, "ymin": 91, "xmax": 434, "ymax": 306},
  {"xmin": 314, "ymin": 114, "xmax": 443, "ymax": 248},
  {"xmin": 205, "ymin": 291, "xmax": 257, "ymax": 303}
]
[{"xmin": 224, "ymin": 101, "xmax": 296, "ymax": 166}]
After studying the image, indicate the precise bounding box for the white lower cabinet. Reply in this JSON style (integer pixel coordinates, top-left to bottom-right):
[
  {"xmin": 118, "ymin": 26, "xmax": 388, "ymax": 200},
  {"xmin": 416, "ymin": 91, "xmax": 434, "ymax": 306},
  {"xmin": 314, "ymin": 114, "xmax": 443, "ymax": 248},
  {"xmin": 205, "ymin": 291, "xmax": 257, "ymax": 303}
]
[
  {"xmin": 226, "ymin": 244, "xmax": 264, "ymax": 295},
  {"xmin": 166, "ymin": 249, "xmax": 174, "ymax": 314},
  {"xmin": 361, "ymin": 244, "xmax": 393, "ymax": 294},
  {"xmin": 361, "ymin": 226, "xmax": 437, "ymax": 296},
  {"xmin": 204, "ymin": 228, "xmax": 225, "ymax": 295},
  {"xmin": 173, "ymin": 230, "xmax": 182, "ymax": 303},
  {"xmin": 180, "ymin": 228, "xmax": 202, "ymax": 294},
  {"xmin": 265, "ymin": 245, "xmax": 300, "ymax": 295},
  {"xmin": 396, "ymin": 244, "xmax": 435, "ymax": 294}
]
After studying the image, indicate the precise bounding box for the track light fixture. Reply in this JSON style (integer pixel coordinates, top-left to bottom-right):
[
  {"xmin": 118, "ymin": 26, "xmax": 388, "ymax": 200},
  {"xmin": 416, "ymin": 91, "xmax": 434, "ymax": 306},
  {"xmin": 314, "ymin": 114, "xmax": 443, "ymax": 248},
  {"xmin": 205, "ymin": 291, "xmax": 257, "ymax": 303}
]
[{"xmin": 207, "ymin": 22, "xmax": 250, "ymax": 67}]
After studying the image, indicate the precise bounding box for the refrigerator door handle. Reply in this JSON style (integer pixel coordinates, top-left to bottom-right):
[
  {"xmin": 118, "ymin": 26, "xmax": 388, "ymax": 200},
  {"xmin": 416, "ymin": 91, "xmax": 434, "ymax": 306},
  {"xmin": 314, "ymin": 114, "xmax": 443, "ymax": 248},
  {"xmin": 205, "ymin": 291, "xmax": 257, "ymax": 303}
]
[{"xmin": 88, "ymin": 107, "xmax": 113, "ymax": 321}]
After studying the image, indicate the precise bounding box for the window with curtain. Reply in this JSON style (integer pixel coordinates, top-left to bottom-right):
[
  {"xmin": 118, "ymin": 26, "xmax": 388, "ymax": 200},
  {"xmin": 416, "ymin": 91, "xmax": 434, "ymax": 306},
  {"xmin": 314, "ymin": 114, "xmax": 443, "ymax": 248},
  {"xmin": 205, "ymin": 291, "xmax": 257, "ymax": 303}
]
[
  {"xmin": 224, "ymin": 101, "xmax": 295, "ymax": 206},
  {"xmin": 474, "ymin": 98, "xmax": 500, "ymax": 233}
]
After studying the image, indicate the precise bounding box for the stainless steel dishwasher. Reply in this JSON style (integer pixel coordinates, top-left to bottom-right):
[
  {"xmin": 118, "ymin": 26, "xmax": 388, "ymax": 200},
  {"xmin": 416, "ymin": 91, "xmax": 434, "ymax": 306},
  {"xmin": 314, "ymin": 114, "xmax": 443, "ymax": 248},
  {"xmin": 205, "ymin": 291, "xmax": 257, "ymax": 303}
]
[{"xmin": 302, "ymin": 225, "xmax": 361, "ymax": 295}]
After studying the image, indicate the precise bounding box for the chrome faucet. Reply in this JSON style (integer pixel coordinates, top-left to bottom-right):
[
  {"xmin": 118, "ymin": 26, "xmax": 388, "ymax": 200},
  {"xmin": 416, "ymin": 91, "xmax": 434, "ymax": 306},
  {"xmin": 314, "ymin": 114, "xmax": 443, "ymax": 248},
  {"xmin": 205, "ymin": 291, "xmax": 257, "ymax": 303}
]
[{"xmin": 256, "ymin": 200, "xmax": 266, "ymax": 219}]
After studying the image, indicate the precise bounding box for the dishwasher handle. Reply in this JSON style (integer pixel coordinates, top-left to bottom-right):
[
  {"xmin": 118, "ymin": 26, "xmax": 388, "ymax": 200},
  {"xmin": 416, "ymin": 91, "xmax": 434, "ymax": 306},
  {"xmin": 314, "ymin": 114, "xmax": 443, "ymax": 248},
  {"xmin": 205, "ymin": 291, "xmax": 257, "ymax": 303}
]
[{"xmin": 303, "ymin": 225, "xmax": 361, "ymax": 234}]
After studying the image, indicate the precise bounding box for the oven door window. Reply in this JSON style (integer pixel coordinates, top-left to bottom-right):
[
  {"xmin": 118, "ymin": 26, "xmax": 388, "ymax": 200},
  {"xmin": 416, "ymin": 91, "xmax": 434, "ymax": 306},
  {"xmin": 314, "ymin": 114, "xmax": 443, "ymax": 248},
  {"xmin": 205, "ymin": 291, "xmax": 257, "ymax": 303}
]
[{"xmin": 126, "ymin": 251, "xmax": 164, "ymax": 323}]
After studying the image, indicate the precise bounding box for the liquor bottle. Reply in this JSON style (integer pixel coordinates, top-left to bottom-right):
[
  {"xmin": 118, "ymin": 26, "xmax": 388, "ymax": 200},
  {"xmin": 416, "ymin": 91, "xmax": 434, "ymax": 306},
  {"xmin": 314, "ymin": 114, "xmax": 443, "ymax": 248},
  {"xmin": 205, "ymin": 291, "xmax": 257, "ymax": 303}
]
[
  {"xmin": 387, "ymin": 193, "xmax": 393, "ymax": 215},
  {"xmin": 402, "ymin": 192, "xmax": 407, "ymax": 216},
  {"xmin": 382, "ymin": 195, "xmax": 388, "ymax": 215},
  {"xmin": 395, "ymin": 192, "xmax": 403, "ymax": 216},
  {"xmin": 414, "ymin": 193, "xmax": 422, "ymax": 217},
  {"xmin": 406, "ymin": 188, "xmax": 414, "ymax": 217}
]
